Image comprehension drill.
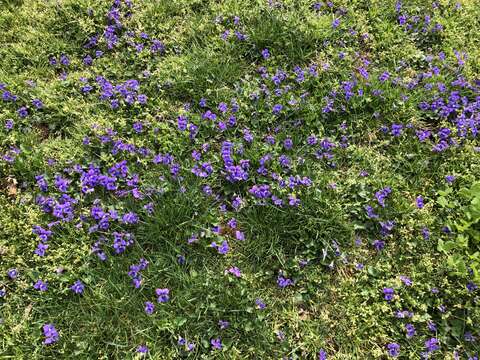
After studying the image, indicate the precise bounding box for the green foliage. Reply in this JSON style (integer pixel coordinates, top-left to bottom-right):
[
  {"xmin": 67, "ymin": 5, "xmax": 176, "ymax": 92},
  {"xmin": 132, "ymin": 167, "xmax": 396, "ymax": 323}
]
[
  {"xmin": 438, "ymin": 182, "xmax": 480, "ymax": 281},
  {"xmin": 1, "ymin": 0, "xmax": 480, "ymax": 359}
]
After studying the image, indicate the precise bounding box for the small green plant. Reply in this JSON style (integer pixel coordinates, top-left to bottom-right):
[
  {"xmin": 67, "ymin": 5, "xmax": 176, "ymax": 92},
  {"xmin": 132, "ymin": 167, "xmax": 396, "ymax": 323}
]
[{"xmin": 438, "ymin": 181, "xmax": 480, "ymax": 281}]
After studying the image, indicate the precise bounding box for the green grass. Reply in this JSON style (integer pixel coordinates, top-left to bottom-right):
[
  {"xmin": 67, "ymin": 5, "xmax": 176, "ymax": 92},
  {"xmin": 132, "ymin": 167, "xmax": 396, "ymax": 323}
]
[{"xmin": 1, "ymin": 0, "xmax": 480, "ymax": 359}]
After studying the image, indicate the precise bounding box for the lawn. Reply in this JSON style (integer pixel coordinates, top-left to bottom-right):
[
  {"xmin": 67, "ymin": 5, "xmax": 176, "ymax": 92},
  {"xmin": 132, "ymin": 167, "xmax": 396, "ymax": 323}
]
[{"xmin": 0, "ymin": 0, "xmax": 479, "ymax": 359}]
